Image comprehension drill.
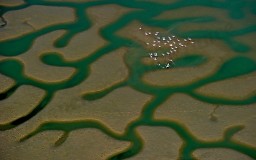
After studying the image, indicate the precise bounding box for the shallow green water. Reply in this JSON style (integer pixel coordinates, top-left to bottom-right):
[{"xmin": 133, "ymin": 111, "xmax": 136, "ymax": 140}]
[{"xmin": 0, "ymin": 0, "xmax": 256, "ymax": 159}]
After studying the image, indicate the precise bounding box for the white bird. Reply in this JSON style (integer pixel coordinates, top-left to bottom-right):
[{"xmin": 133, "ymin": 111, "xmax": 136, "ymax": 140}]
[{"xmin": 166, "ymin": 63, "xmax": 170, "ymax": 68}]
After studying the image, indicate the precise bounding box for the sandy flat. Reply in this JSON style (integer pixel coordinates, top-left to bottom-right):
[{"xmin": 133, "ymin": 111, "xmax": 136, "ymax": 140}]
[
  {"xmin": 154, "ymin": 93, "xmax": 256, "ymax": 146},
  {"xmin": 16, "ymin": 31, "xmax": 76, "ymax": 82},
  {"xmin": 127, "ymin": 126, "xmax": 183, "ymax": 160},
  {"xmin": 196, "ymin": 72, "xmax": 256, "ymax": 100},
  {"xmin": 0, "ymin": 0, "xmax": 25, "ymax": 7},
  {"xmin": 155, "ymin": 6, "xmax": 256, "ymax": 32},
  {"xmin": 193, "ymin": 148, "xmax": 253, "ymax": 160},
  {"xmin": 0, "ymin": 74, "xmax": 15, "ymax": 93},
  {"xmin": 0, "ymin": 85, "xmax": 45, "ymax": 123},
  {"xmin": 0, "ymin": 129, "xmax": 130, "ymax": 160},
  {"xmin": 1, "ymin": 5, "xmax": 75, "ymax": 41}
]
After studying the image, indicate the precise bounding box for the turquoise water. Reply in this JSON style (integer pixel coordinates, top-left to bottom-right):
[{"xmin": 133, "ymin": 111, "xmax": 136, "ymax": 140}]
[{"xmin": 0, "ymin": 0, "xmax": 256, "ymax": 159}]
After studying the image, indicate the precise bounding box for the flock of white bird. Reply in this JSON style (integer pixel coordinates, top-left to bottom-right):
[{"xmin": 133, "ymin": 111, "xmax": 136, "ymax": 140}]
[{"xmin": 139, "ymin": 26, "xmax": 194, "ymax": 69}]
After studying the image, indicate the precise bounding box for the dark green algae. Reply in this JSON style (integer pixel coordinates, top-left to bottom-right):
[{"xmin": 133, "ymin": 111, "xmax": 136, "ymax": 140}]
[{"xmin": 0, "ymin": 0, "xmax": 256, "ymax": 159}]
